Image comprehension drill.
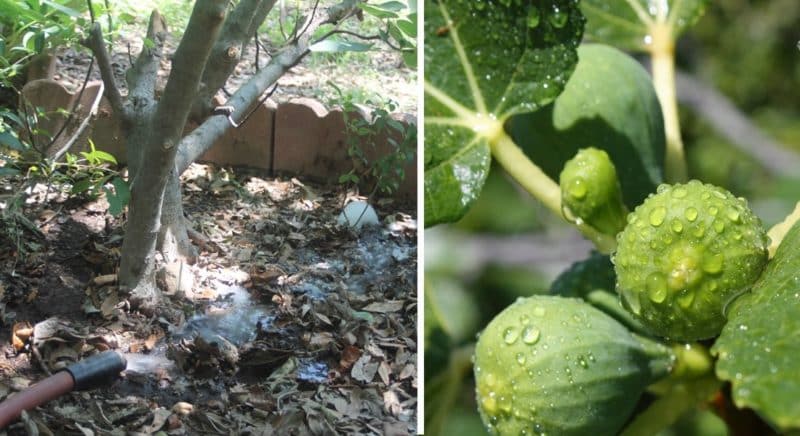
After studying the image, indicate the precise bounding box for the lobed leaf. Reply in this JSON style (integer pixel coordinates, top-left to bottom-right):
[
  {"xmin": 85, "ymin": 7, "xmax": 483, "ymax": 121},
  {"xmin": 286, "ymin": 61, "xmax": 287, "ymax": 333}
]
[
  {"xmin": 581, "ymin": 0, "xmax": 710, "ymax": 51},
  {"xmin": 508, "ymin": 44, "xmax": 665, "ymax": 208},
  {"xmin": 712, "ymin": 220, "xmax": 800, "ymax": 431},
  {"xmin": 424, "ymin": 0, "xmax": 584, "ymax": 227}
]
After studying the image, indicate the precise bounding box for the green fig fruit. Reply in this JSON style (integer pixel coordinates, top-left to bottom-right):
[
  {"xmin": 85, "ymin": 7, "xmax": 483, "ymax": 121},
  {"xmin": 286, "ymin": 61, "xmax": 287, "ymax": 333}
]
[
  {"xmin": 613, "ymin": 180, "xmax": 769, "ymax": 341},
  {"xmin": 474, "ymin": 295, "xmax": 674, "ymax": 436}
]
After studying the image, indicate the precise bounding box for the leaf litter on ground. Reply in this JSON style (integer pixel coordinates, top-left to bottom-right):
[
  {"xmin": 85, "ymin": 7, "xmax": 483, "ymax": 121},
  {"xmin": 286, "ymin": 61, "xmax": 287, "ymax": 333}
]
[{"xmin": 0, "ymin": 163, "xmax": 417, "ymax": 435}]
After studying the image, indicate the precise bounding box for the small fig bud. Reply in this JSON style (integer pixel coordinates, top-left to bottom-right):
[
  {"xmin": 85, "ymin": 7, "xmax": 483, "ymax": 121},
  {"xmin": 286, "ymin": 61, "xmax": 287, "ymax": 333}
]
[
  {"xmin": 559, "ymin": 147, "xmax": 628, "ymax": 236},
  {"xmin": 474, "ymin": 296, "xmax": 674, "ymax": 436},
  {"xmin": 613, "ymin": 181, "xmax": 769, "ymax": 341}
]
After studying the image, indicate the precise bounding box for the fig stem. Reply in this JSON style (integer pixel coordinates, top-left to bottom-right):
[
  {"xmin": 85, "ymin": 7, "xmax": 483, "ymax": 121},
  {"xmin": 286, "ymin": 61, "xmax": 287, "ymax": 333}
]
[
  {"xmin": 620, "ymin": 375, "xmax": 721, "ymax": 436},
  {"xmin": 490, "ymin": 131, "xmax": 562, "ymax": 216},
  {"xmin": 649, "ymin": 22, "xmax": 688, "ymax": 183},
  {"xmin": 767, "ymin": 201, "xmax": 800, "ymax": 258},
  {"xmin": 585, "ymin": 290, "xmax": 651, "ymax": 336},
  {"xmin": 424, "ymin": 344, "xmax": 474, "ymax": 436},
  {"xmin": 491, "ymin": 132, "xmax": 617, "ymax": 252}
]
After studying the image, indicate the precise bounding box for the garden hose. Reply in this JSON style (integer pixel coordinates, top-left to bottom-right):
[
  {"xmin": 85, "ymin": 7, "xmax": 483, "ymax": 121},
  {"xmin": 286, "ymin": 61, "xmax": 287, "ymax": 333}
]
[{"xmin": 0, "ymin": 351, "xmax": 127, "ymax": 428}]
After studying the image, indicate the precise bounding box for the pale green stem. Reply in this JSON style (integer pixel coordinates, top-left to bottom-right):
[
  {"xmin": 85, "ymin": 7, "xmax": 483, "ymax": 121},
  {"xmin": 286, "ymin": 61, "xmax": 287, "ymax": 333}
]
[
  {"xmin": 489, "ymin": 131, "xmax": 562, "ymax": 216},
  {"xmin": 621, "ymin": 375, "xmax": 721, "ymax": 436},
  {"xmin": 425, "ymin": 344, "xmax": 475, "ymax": 436},
  {"xmin": 650, "ymin": 23, "xmax": 688, "ymax": 183}
]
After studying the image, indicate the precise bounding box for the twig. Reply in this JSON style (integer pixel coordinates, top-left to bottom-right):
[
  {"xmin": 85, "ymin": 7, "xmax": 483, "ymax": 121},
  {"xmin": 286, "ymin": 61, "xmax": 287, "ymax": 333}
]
[
  {"xmin": 674, "ymin": 70, "xmax": 800, "ymax": 177},
  {"xmin": 82, "ymin": 23, "xmax": 126, "ymax": 118},
  {"xmin": 314, "ymin": 28, "xmax": 403, "ymax": 51}
]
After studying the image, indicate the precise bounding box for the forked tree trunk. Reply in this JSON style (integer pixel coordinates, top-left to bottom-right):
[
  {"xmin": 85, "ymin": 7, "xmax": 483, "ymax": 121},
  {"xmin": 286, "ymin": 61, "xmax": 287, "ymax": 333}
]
[{"xmin": 83, "ymin": 0, "xmax": 364, "ymax": 312}]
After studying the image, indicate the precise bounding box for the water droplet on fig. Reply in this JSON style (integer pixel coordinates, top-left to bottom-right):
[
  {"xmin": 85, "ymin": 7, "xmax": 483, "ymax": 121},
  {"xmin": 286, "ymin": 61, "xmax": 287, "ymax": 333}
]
[
  {"xmin": 649, "ymin": 206, "xmax": 666, "ymax": 226},
  {"xmin": 504, "ymin": 327, "xmax": 519, "ymax": 344},
  {"xmin": 522, "ymin": 326, "xmax": 540, "ymax": 344},
  {"xmin": 685, "ymin": 207, "xmax": 698, "ymax": 222},
  {"xmin": 548, "ymin": 4, "xmax": 567, "ymax": 28},
  {"xmin": 677, "ymin": 289, "xmax": 695, "ymax": 308},
  {"xmin": 671, "ymin": 219, "xmax": 683, "ymax": 234},
  {"xmin": 672, "ymin": 187, "xmax": 687, "ymax": 198},
  {"xmin": 702, "ymin": 253, "xmax": 724, "ymax": 274},
  {"xmin": 568, "ymin": 177, "xmax": 587, "ymax": 199},
  {"xmin": 646, "ymin": 272, "xmax": 667, "ymax": 303}
]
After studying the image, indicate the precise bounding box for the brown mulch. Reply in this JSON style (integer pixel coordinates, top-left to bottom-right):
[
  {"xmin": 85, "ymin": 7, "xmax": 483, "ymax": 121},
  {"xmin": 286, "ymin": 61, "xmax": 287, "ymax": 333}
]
[{"xmin": 0, "ymin": 163, "xmax": 417, "ymax": 434}]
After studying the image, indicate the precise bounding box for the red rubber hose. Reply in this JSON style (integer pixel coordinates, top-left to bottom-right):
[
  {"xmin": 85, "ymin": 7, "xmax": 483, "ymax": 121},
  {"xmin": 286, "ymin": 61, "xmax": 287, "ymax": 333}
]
[
  {"xmin": 0, "ymin": 351, "xmax": 126, "ymax": 429},
  {"xmin": 0, "ymin": 371, "xmax": 74, "ymax": 428}
]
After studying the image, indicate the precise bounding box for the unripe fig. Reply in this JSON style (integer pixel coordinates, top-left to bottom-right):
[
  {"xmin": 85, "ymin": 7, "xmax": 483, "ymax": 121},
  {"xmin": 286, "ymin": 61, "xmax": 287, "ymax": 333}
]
[
  {"xmin": 560, "ymin": 147, "xmax": 628, "ymax": 236},
  {"xmin": 613, "ymin": 181, "xmax": 769, "ymax": 341},
  {"xmin": 474, "ymin": 296, "xmax": 674, "ymax": 436}
]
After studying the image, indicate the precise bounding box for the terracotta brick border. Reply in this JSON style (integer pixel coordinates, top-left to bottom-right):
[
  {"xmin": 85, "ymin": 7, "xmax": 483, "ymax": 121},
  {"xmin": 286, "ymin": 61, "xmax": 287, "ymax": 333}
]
[{"xmin": 19, "ymin": 79, "xmax": 417, "ymax": 200}]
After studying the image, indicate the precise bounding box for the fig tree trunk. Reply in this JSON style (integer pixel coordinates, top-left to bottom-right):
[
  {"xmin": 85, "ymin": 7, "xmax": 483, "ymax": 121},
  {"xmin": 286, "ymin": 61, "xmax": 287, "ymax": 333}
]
[{"xmin": 83, "ymin": 0, "xmax": 365, "ymax": 312}]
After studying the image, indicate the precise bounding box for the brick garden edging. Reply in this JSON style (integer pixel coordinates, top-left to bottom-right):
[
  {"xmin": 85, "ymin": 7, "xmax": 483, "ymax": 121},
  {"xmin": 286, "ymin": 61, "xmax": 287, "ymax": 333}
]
[{"xmin": 20, "ymin": 79, "xmax": 417, "ymax": 200}]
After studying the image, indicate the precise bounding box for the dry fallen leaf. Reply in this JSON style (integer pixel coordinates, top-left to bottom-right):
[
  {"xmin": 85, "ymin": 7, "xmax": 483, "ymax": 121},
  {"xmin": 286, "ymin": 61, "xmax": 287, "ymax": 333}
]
[
  {"xmin": 361, "ymin": 300, "xmax": 404, "ymax": 313},
  {"xmin": 12, "ymin": 321, "xmax": 33, "ymax": 352}
]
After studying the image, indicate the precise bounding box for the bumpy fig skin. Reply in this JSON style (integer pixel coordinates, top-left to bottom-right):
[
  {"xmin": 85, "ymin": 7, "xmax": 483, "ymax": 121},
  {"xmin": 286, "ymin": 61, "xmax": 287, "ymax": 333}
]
[
  {"xmin": 474, "ymin": 296, "xmax": 674, "ymax": 436},
  {"xmin": 613, "ymin": 180, "xmax": 769, "ymax": 341},
  {"xmin": 560, "ymin": 147, "xmax": 628, "ymax": 236}
]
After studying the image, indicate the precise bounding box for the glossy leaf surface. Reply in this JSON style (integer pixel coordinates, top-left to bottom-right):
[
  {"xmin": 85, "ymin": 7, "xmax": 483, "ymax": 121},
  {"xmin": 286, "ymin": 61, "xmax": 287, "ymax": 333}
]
[
  {"xmin": 509, "ymin": 44, "xmax": 665, "ymax": 208},
  {"xmin": 581, "ymin": 0, "xmax": 710, "ymax": 51},
  {"xmin": 424, "ymin": 0, "xmax": 584, "ymax": 226},
  {"xmin": 713, "ymin": 220, "xmax": 800, "ymax": 431}
]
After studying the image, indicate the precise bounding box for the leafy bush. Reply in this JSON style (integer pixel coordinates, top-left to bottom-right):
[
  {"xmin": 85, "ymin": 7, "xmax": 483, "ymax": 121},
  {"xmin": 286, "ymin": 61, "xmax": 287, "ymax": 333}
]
[
  {"xmin": 0, "ymin": 0, "xmax": 87, "ymax": 87},
  {"xmin": 332, "ymin": 84, "xmax": 416, "ymax": 196},
  {"xmin": 424, "ymin": 0, "xmax": 800, "ymax": 434}
]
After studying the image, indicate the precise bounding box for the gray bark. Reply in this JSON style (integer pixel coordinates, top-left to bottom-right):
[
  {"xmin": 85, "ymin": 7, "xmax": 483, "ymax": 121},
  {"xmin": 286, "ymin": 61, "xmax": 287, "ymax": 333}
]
[
  {"xmin": 176, "ymin": 1, "xmax": 361, "ymax": 173},
  {"xmin": 119, "ymin": 0, "xmax": 228, "ymax": 311},
  {"xmin": 158, "ymin": 170, "xmax": 196, "ymax": 263},
  {"xmin": 189, "ymin": 0, "xmax": 278, "ymax": 121},
  {"xmin": 82, "ymin": 0, "xmax": 363, "ymax": 312}
]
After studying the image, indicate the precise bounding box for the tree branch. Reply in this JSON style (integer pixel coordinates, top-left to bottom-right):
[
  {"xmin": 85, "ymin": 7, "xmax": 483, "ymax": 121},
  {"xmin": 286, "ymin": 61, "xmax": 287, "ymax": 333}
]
[
  {"xmin": 190, "ymin": 0, "xmax": 278, "ymax": 120},
  {"xmin": 82, "ymin": 23, "xmax": 127, "ymax": 120},
  {"xmin": 154, "ymin": 0, "xmax": 227, "ymax": 145},
  {"xmin": 314, "ymin": 28, "xmax": 403, "ymax": 51},
  {"xmin": 127, "ymin": 10, "xmax": 168, "ymax": 111},
  {"xmin": 675, "ymin": 70, "xmax": 800, "ymax": 177},
  {"xmin": 176, "ymin": 0, "xmax": 362, "ymax": 174}
]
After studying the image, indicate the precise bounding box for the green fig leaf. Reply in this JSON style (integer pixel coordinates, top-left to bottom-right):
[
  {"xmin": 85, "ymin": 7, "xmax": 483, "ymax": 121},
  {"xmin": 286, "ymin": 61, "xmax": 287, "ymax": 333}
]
[
  {"xmin": 425, "ymin": 275, "xmax": 480, "ymax": 344},
  {"xmin": 550, "ymin": 250, "xmax": 616, "ymax": 299},
  {"xmin": 550, "ymin": 251, "xmax": 651, "ymax": 335},
  {"xmin": 712, "ymin": 220, "xmax": 800, "ymax": 431},
  {"xmin": 424, "ymin": 0, "xmax": 584, "ymax": 227},
  {"xmin": 508, "ymin": 44, "xmax": 665, "ymax": 208},
  {"xmin": 581, "ymin": 0, "xmax": 710, "ymax": 52}
]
